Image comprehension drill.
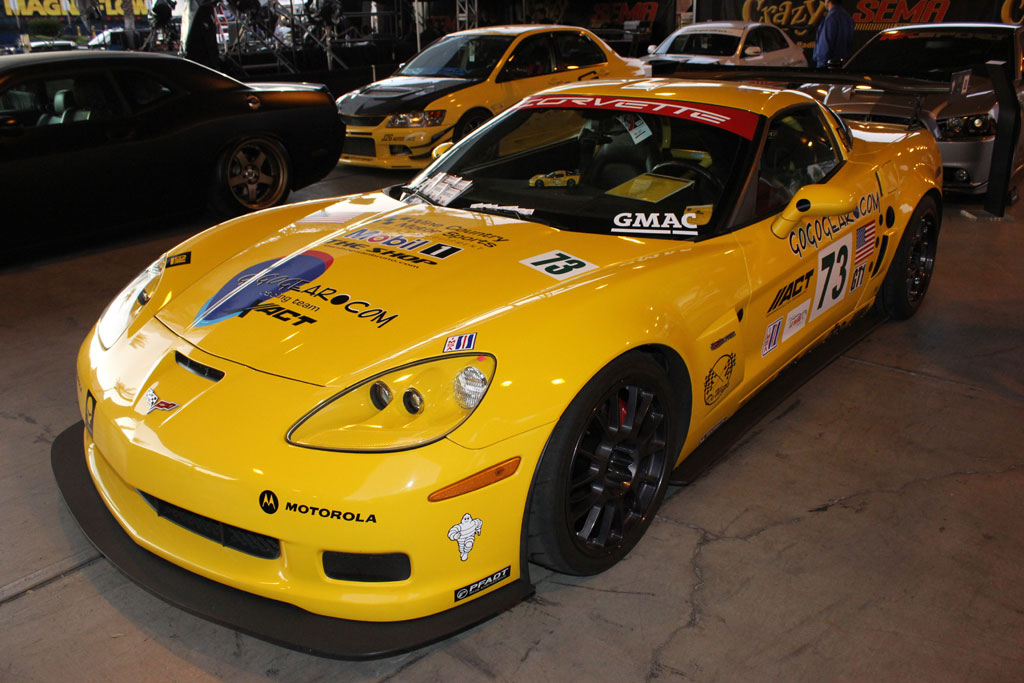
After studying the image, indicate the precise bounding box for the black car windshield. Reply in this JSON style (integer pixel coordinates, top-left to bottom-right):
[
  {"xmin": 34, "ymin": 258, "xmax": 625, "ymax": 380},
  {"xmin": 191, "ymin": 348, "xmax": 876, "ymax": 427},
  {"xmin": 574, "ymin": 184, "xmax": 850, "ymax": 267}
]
[
  {"xmin": 405, "ymin": 94, "xmax": 759, "ymax": 239},
  {"xmin": 846, "ymin": 29, "xmax": 1014, "ymax": 80},
  {"xmin": 398, "ymin": 34, "xmax": 515, "ymax": 79},
  {"xmin": 661, "ymin": 32, "xmax": 740, "ymax": 56}
]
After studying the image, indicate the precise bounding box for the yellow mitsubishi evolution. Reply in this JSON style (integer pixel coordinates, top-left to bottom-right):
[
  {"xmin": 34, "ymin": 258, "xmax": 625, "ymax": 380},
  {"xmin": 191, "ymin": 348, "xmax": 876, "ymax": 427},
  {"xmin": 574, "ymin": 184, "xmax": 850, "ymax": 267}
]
[
  {"xmin": 335, "ymin": 25, "xmax": 646, "ymax": 169},
  {"xmin": 54, "ymin": 78, "xmax": 942, "ymax": 658}
]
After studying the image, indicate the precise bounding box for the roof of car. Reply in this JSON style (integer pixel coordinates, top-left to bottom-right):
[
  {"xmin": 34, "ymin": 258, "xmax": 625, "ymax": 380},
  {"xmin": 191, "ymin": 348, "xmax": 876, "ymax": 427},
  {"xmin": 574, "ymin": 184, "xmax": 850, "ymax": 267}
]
[
  {"xmin": 0, "ymin": 50, "xmax": 182, "ymax": 73},
  {"xmin": 446, "ymin": 24, "xmax": 596, "ymax": 37},
  {"xmin": 540, "ymin": 77, "xmax": 817, "ymax": 118},
  {"xmin": 672, "ymin": 21, "xmax": 763, "ymax": 36}
]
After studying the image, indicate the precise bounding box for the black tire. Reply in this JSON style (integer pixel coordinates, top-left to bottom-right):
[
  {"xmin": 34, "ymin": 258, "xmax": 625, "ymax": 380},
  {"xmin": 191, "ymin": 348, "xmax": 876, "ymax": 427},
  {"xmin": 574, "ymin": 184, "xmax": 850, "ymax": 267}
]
[
  {"xmin": 566, "ymin": 178, "xmax": 576, "ymax": 187},
  {"xmin": 875, "ymin": 195, "xmax": 940, "ymax": 319},
  {"xmin": 528, "ymin": 353, "xmax": 677, "ymax": 575},
  {"xmin": 453, "ymin": 109, "xmax": 490, "ymax": 141},
  {"xmin": 212, "ymin": 136, "xmax": 291, "ymax": 215},
  {"xmin": 534, "ymin": 179, "xmax": 544, "ymax": 187}
]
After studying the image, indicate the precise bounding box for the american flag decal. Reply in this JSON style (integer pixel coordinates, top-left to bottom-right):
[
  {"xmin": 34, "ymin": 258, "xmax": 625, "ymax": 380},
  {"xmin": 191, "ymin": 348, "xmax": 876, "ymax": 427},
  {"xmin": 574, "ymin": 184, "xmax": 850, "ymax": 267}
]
[
  {"xmin": 855, "ymin": 220, "xmax": 876, "ymax": 265},
  {"xmin": 443, "ymin": 333, "xmax": 477, "ymax": 353}
]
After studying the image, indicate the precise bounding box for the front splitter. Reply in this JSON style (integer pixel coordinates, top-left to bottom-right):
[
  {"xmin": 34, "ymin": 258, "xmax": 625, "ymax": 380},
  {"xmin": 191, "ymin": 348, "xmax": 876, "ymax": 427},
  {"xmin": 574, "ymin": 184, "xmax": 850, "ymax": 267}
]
[{"xmin": 50, "ymin": 424, "xmax": 534, "ymax": 659}]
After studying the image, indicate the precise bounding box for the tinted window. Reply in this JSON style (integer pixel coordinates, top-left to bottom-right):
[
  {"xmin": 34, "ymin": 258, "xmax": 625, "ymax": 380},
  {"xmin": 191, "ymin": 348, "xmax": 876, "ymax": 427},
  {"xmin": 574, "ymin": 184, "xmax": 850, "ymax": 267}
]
[
  {"xmin": 665, "ymin": 32, "xmax": 740, "ymax": 57},
  {"xmin": 1, "ymin": 74, "xmax": 119, "ymax": 127},
  {"xmin": 756, "ymin": 108, "xmax": 841, "ymax": 216},
  {"xmin": 763, "ymin": 27, "xmax": 789, "ymax": 51},
  {"xmin": 501, "ymin": 35, "xmax": 555, "ymax": 80},
  {"xmin": 115, "ymin": 70, "xmax": 175, "ymax": 109},
  {"xmin": 846, "ymin": 29, "xmax": 1014, "ymax": 80},
  {"xmin": 398, "ymin": 34, "xmax": 514, "ymax": 78},
  {"xmin": 553, "ymin": 32, "xmax": 606, "ymax": 69}
]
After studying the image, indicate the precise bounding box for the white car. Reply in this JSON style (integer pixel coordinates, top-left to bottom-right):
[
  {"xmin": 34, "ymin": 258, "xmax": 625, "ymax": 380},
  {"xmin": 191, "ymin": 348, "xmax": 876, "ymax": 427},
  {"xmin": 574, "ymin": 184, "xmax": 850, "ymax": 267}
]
[{"xmin": 644, "ymin": 21, "xmax": 807, "ymax": 67}]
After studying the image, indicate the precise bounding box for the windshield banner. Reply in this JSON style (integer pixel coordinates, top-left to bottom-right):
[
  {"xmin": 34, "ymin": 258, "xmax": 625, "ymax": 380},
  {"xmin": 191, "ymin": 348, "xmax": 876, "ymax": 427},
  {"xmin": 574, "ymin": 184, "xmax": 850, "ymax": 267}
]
[{"xmin": 517, "ymin": 95, "xmax": 760, "ymax": 140}]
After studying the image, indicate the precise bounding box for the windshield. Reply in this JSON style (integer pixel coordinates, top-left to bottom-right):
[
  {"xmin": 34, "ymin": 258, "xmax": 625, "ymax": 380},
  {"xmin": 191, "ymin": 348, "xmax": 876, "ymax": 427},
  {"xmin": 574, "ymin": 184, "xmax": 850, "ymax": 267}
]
[
  {"xmin": 405, "ymin": 94, "xmax": 759, "ymax": 239},
  {"xmin": 846, "ymin": 29, "xmax": 1013, "ymax": 80},
  {"xmin": 661, "ymin": 32, "xmax": 740, "ymax": 56},
  {"xmin": 398, "ymin": 34, "xmax": 515, "ymax": 79}
]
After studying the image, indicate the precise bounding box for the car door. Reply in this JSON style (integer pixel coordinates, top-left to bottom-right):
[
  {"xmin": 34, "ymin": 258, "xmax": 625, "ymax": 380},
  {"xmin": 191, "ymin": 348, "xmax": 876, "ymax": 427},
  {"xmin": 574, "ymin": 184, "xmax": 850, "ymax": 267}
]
[
  {"xmin": 551, "ymin": 30, "xmax": 617, "ymax": 82},
  {"xmin": 0, "ymin": 65, "xmax": 131, "ymax": 244},
  {"xmin": 730, "ymin": 105, "xmax": 880, "ymax": 393},
  {"xmin": 493, "ymin": 33, "xmax": 564, "ymax": 110}
]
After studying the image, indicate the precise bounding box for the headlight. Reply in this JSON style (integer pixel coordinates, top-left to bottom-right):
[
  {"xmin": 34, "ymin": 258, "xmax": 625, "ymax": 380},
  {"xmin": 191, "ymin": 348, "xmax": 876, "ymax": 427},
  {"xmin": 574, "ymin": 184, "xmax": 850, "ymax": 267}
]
[
  {"xmin": 287, "ymin": 353, "xmax": 496, "ymax": 452},
  {"xmin": 96, "ymin": 256, "xmax": 165, "ymax": 349},
  {"xmin": 387, "ymin": 110, "xmax": 446, "ymax": 128},
  {"xmin": 937, "ymin": 114, "xmax": 995, "ymax": 140}
]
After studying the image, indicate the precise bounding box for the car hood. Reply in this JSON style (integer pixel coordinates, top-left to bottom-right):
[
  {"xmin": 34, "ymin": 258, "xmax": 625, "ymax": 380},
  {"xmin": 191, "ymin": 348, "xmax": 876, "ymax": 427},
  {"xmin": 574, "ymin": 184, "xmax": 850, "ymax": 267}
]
[
  {"xmin": 156, "ymin": 196, "xmax": 667, "ymax": 386},
  {"xmin": 336, "ymin": 75, "xmax": 481, "ymax": 117},
  {"xmin": 819, "ymin": 75, "xmax": 994, "ymax": 122}
]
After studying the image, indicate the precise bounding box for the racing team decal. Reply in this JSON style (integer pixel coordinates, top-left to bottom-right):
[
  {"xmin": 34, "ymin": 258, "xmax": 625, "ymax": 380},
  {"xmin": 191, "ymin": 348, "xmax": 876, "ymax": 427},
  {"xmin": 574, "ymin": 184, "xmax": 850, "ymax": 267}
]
[
  {"xmin": 768, "ymin": 269, "xmax": 813, "ymax": 315},
  {"xmin": 455, "ymin": 566, "xmax": 511, "ymax": 602},
  {"xmin": 448, "ymin": 513, "xmax": 483, "ymax": 561},
  {"xmin": 444, "ymin": 333, "xmax": 477, "ymax": 352},
  {"xmin": 762, "ymin": 318, "xmax": 782, "ymax": 357},
  {"xmin": 517, "ymin": 95, "xmax": 760, "ymax": 140},
  {"xmin": 704, "ymin": 353, "xmax": 737, "ymax": 406},
  {"xmin": 521, "ymin": 251, "xmax": 598, "ymax": 280},
  {"xmin": 193, "ymin": 250, "xmax": 333, "ymax": 327},
  {"xmin": 788, "ymin": 191, "xmax": 880, "ymax": 258}
]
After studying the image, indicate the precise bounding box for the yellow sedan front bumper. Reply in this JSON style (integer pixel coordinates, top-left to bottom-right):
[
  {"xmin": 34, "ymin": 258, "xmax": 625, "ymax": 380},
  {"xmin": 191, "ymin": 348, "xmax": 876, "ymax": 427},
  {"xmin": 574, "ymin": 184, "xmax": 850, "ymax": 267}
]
[{"xmin": 340, "ymin": 119, "xmax": 455, "ymax": 170}]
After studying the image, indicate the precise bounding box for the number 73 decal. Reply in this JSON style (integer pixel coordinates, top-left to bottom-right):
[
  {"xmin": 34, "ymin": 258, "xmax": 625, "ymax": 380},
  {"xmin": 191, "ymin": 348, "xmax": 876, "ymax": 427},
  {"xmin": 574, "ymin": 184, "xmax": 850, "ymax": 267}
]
[
  {"xmin": 810, "ymin": 234, "xmax": 853, "ymax": 320},
  {"xmin": 521, "ymin": 251, "xmax": 598, "ymax": 280}
]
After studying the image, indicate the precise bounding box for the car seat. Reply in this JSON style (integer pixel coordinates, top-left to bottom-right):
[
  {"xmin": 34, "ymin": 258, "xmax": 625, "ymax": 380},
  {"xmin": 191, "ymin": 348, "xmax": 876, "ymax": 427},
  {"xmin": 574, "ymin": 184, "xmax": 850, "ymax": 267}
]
[{"xmin": 36, "ymin": 89, "xmax": 73, "ymax": 126}]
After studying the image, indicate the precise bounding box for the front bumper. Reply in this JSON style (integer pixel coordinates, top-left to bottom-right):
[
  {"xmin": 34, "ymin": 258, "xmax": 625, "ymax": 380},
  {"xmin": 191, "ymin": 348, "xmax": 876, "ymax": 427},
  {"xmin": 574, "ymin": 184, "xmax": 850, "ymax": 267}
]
[
  {"xmin": 51, "ymin": 423, "xmax": 533, "ymax": 658},
  {"xmin": 938, "ymin": 137, "xmax": 995, "ymax": 195},
  {"xmin": 65, "ymin": 318, "xmax": 546, "ymax": 653},
  {"xmin": 339, "ymin": 120, "xmax": 455, "ymax": 170}
]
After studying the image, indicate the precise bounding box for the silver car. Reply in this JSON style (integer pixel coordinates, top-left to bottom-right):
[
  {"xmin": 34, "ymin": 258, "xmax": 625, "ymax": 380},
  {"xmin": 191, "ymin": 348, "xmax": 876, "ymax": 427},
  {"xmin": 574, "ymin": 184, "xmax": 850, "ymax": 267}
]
[
  {"xmin": 644, "ymin": 21, "xmax": 807, "ymax": 68},
  {"xmin": 822, "ymin": 23, "xmax": 1024, "ymax": 195}
]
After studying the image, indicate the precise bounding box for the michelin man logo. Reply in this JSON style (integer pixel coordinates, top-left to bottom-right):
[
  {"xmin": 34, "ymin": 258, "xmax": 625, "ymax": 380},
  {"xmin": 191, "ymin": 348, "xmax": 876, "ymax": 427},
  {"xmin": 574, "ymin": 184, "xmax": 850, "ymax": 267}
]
[{"xmin": 448, "ymin": 513, "xmax": 483, "ymax": 561}]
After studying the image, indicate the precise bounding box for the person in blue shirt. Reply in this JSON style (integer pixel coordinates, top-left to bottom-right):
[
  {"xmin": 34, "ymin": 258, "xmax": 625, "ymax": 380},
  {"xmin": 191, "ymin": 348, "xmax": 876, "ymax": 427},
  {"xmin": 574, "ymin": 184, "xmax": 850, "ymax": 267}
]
[{"xmin": 813, "ymin": 0, "xmax": 855, "ymax": 68}]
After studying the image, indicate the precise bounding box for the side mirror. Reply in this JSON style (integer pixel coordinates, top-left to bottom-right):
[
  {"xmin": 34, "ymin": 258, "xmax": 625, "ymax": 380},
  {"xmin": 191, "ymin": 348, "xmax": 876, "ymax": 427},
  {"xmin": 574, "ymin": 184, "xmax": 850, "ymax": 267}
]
[
  {"xmin": 432, "ymin": 141, "xmax": 454, "ymax": 159},
  {"xmin": 771, "ymin": 184, "xmax": 856, "ymax": 239},
  {"xmin": 647, "ymin": 44, "xmax": 657, "ymax": 55},
  {"xmin": 0, "ymin": 117, "xmax": 23, "ymax": 137},
  {"xmin": 743, "ymin": 45, "xmax": 763, "ymax": 57}
]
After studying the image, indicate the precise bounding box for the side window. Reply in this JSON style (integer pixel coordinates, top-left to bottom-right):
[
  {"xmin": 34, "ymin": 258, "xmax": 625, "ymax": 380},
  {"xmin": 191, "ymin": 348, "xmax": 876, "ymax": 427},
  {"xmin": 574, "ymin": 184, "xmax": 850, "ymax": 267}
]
[
  {"xmin": 744, "ymin": 29, "xmax": 763, "ymax": 55},
  {"xmin": 765, "ymin": 27, "xmax": 788, "ymax": 51},
  {"xmin": 756, "ymin": 107, "xmax": 842, "ymax": 217},
  {"xmin": 553, "ymin": 32, "xmax": 607, "ymax": 70},
  {"xmin": 2, "ymin": 74, "xmax": 119, "ymax": 127},
  {"xmin": 115, "ymin": 70, "xmax": 175, "ymax": 110},
  {"xmin": 500, "ymin": 35, "xmax": 555, "ymax": 81}
]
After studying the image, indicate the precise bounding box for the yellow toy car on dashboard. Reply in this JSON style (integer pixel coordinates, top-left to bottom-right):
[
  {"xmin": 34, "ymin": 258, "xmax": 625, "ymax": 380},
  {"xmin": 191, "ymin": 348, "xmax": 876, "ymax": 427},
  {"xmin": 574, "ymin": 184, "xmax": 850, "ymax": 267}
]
[
  {"xmin": 56, "ymin": 78, "xmax": 942, "ymax": 658},
  {"xmin": 529, "ymin": 170, "xmax": 580, "ymax": 187},
  {"xmin": 335, "ymin": 25, "xmax": 646, "ymax": 169}
]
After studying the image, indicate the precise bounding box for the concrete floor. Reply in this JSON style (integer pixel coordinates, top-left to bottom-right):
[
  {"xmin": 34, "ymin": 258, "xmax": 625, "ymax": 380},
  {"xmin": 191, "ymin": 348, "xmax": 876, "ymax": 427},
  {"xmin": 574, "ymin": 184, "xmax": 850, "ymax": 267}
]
[{"xmin": 1, "ymin": 166, "xmax": 1022, "ymax": 681}]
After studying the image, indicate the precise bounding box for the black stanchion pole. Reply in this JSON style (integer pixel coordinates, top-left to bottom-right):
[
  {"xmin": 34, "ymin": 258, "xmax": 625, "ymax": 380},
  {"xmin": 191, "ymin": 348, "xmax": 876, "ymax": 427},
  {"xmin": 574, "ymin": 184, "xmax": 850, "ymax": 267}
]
[{"xmin": 983, "ymin": 59, "xmax": 1020, "ymax": 217}]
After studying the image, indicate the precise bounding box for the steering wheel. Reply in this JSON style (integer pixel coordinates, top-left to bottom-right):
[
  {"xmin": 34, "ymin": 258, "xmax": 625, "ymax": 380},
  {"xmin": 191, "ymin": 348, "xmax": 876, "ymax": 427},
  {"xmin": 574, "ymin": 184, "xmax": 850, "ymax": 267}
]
[{"xmin": 650, "ymin": 160, "xmax": 723, "ymax": 192}]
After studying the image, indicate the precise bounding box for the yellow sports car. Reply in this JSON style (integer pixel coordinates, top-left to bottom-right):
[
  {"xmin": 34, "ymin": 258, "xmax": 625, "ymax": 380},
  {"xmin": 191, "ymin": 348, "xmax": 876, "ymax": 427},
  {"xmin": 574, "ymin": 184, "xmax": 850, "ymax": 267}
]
[
  {"xmin": 335, "ymin": 25, "xmax": 646, "ymax": 169},
  {"xmin": 529, "ymin": 169, "xmax": 581, "ymax": 187},
  {"xmin": 57, "ymin": 78, "xmax": 941, "ymax": 657}
]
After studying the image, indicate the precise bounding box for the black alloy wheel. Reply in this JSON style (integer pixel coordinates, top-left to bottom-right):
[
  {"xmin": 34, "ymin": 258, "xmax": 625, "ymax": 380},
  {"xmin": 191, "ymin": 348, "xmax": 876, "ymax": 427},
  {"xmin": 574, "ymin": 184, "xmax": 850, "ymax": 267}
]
[
  {"xmin": 528, "ymin": 353, "xmax": 677, "ymax": 575},
  {"xmin": 876, "ymin": 195, "xmax": 939, "ymax": 319},
  {"xmin": 214, "ymin": 136, "xmax": 290, "ymax": 214}
]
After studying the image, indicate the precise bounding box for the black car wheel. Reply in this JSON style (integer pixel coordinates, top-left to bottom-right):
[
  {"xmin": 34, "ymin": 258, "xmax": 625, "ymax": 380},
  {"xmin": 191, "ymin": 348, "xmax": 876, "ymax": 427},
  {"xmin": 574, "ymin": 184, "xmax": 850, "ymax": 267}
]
[
  {"xmin": 453, "ymin": 109, "xmax": 490, "ymax": 141},
  {"xmin": 528, "ymin": 353, "xmax": 676, "ymax": 575},
  {"xmin": 213, "ymin": 136, "xmax": 291, "ymax": 214},
  {"xmin": 876, "ymin": 195, "xmax": 939, "ymax": 319}
]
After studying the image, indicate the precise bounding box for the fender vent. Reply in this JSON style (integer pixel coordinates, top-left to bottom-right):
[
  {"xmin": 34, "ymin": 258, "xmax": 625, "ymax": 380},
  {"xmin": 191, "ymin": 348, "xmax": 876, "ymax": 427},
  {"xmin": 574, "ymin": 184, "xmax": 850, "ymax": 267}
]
[
  {"xmin": 139, "ymin": 491, "xmax": 280, "ymax": 559},
  {"xmin": 871, "ymin": 234, "xmax": 890, "ymax": 277},
  {"xmin": 175, "ymin": 352, "xmax": 225, "ymax": 381}
]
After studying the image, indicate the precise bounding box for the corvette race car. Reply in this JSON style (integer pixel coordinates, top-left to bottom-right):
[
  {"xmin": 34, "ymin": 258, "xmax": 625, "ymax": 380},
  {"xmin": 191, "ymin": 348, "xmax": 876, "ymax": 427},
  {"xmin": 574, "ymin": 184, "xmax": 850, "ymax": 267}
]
[
  {"xmin": 335, "ymin": 25, "xmax": 645, "ymax": 169},
  {"xmin": 57, "ymin": 78, "xmax": 941, "ymax": 657}
]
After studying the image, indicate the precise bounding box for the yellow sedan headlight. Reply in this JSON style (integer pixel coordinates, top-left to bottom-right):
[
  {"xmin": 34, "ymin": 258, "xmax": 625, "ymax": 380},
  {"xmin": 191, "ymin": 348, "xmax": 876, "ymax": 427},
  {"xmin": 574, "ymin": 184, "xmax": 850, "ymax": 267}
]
[
  {"xmin": 96, "ymin": 256, "xmax": 165, "ymax": 349},
  {"xmin": 287, "ymin": 353, "xmax": 496, "ymax": 452},
  {"xmin": 387, "ymin": 110, "xmax": 446, "ymax": 127}
]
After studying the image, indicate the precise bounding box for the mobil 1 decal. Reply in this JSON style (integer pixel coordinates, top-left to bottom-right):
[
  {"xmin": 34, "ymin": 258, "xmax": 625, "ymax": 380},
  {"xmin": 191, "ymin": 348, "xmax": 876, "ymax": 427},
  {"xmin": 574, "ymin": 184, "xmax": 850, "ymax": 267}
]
[
  {"xmin": 322, "ymin": 226, "xmax": 463, "ymax": 269},
  {"xmin": 810, "ymin": 234, "xmax": 853, "ymax": 321}
]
